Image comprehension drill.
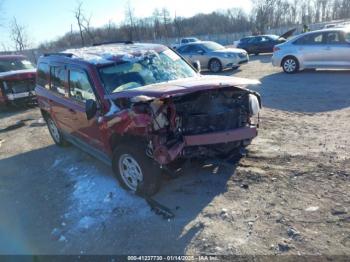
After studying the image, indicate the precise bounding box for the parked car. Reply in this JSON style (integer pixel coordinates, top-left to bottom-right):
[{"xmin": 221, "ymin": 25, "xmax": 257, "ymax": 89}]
[
  {"xmin": 36, "ymin": 42, "xmax": 261, "ymax": 196},
  {"xmin": 0, "ymin": 55, "xmax": 36, "ymax": 107},
  {"xmin": 272, "ymin": 28, "xmax": 350, "ymax": 73},
  {"xmin": 177, "ymin": 41, "xmax": 249, "ymax": 73},
  {"xmin": 236, "ymin": 29, "xmax": 296, "ymax": 55},
  {"xmin": 172, "ymin": 37, "xmax": 200, "ymax": 49},
  {"xmin": 237, "ymin": 35, "xmax": 287, "ymax": 55}
]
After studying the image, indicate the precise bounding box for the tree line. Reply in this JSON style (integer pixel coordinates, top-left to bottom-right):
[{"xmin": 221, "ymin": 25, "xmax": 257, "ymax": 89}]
[{"xmin": 2, "ymin": 0, "xmax": 350, "ymax": 52}]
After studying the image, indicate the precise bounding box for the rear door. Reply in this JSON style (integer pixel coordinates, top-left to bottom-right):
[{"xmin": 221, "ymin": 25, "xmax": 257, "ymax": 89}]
[
  {"xmin": 49, "ymin": 64, "xmax": 72, "ymax": 133},
  {"xmin": 66, "ymin": 66, "xmax": 105, "ymax": 152}
]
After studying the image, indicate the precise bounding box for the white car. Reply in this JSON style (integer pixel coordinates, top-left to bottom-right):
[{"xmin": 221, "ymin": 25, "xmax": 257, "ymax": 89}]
[{"xmin": 272, "ymin": 28, "xmax": 350, "ymax": 73}]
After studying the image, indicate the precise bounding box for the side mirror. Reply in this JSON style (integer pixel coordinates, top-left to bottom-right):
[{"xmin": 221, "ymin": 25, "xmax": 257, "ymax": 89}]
[
  {"xmin": 193, "ymin": 60, "xmax": 201, "ymax": 73},
  {"xmin": 197, "ymin": 49, "xmax": 205, "ymax": 55},
  {"xmin": 85, "ymin": 99, "xmax": 97, "ymax": 120}
]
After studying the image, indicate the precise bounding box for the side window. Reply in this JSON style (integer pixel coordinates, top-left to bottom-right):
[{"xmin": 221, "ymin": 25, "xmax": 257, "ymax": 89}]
[
  {"xmin": 186, "ymin": 45, "xmax": 204, "ymax": 53},
  {"xmin": 345, "ymin": 32, "xmax": 350, "ymax": 43},
  {"xmin": 294, "ymin": 33, "xmax": 324, "ymax": 45},
  {"xmin": 50, "ymin": 66, "xmax": 67, "ymax": 96},
  {"xmin": 69, "ymin": 70, "xmax": 95, "ymax": 102},
  {"xmin": 325, "ymin": 32, "xmax": 344, "ymax": 44},
  {"xmin": 177, "ymin": 46, "xmax": 188, "ymax": 53},
  {"xmin": 37, "ymin": 63, "xmax": 50, "ymax": 90},
  {"xmin": 260, "ymin": 36, "xmax": 269, "ymax": 42}
]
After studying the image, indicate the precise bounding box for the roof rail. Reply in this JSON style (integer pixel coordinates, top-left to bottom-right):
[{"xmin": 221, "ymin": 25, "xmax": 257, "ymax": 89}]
[
  {"xmin": 43, "ymin": 53, "xmax": 73, "ymax": 57},
  {"xmin": 92, "ymin": 41, "xmax": 134, "ymax": 46}
]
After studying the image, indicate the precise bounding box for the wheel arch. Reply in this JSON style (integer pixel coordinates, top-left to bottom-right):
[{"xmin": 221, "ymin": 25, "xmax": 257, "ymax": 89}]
[{"xmin": 281, "ymin": 55, "xmax": 300, "ymax": 67}]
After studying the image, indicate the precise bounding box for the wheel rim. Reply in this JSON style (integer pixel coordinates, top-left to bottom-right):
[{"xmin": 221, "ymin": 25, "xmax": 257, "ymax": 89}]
[
  {"xmin": 284, "ymin": 59, "xmax": 296, "ymax": 72},
  {"xmin": 210, "ymin": 60, "xmax": 221, "ymax": 72},
  {"xmin": 47, "ymin": 118, "xmax": 60, "ymax": 143},
  {"xmin": 118, "ymin": 154, "xmax": 143, "ymax": 191}
]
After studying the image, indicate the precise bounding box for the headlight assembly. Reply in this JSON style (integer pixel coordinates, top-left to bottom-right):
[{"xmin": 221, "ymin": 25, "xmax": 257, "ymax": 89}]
[{"xmin": 249, "ymin": 94, "xmax": 260, "ymax": 116}]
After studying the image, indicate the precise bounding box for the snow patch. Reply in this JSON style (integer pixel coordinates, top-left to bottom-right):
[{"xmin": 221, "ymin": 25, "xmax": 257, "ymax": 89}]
[{"xmin": 60, "ymin": 162, "xmax": 151, "ymax": 235}]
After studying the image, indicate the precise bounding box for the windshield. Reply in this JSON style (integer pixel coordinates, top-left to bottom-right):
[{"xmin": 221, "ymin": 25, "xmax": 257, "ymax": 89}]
[
  {"xmin": 0, "ymin": 59, "xmax": 35, "ymax": 73},
  {"xmin": 98, "ymin": 49, "xmax": 197, "ymax": 94},
  {"xmin": 201, "ymin": 42, "xmax": 225, "ymax": 51}
]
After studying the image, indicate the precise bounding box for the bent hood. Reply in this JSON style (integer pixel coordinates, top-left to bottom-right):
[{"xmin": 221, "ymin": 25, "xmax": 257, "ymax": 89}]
[
  {"xmin": 105, "ymin": 75, "xmax": 260, "ymax": 100},
  {"xmin": 0, "ymin": 69, "xmax": 36, "ymax": 81}
]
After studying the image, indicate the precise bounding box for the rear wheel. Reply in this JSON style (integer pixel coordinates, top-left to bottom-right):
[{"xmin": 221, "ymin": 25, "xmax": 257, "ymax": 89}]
[
  {"xmin": 282, "ymin": 57, "xmax": 299, "ymax": 73},
  {"xmin": 46, "ymin": 116, "xmax": 68, "ymax": 146},
  {"xmin": 209, "ymin": 59, "xmax": 222, "ymax": 73},
  {"xmin": 112, "ymin": 144, "xmax": 161, "ymax": 196}
]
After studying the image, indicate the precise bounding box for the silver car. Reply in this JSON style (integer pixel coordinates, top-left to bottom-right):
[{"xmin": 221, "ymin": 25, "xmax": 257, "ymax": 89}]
[
  {"xmin": 272, "ymin": 28, "xmax": 350, "ymax": 73},
  {"xmin": 177, "ymin": 41, "xmax": 249, "ymax": 73}
]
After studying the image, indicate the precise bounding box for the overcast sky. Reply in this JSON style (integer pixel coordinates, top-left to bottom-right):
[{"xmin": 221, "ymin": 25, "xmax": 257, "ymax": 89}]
[{"xmin": 0, "ymin": 0, "xmax": 252, "ymax": 49}]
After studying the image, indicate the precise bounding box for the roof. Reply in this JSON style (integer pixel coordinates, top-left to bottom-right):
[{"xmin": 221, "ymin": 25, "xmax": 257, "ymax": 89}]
[
  {"xmin": 305, "ymin": 27, "xmax": 349, "ymax": 34},
  {"xmin": 60, "ymin": 43, "xmax": 167, "ymax": 65},
  {"xmin": 0, "ymin": 55, "xmax": 26, "ymax": 61}
]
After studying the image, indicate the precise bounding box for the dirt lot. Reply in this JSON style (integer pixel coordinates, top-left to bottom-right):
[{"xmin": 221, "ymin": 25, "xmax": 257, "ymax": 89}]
[{"xmin": 0, "ymin": 54, "xmax": 349, "ymax": 256}]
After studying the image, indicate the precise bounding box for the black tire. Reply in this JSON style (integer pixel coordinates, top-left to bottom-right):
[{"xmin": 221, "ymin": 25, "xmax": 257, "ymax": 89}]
[
  {"xmin": 282, "ymin": 56, "xmax": 299, "ymax": 74},
  {"xmin": 112, "ymin": 144, "xmax": 161, "ymax": 196},
  {"xmin": 208, "ymin": 58, "xmax": 222, "ymax": 73},
  {"xmin": 45, "ymin": 115, "xmax": 69, "ymax": 147}
]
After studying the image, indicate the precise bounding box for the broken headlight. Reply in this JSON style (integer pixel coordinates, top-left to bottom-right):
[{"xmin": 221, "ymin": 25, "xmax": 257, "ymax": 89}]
[{"xmin": 248, "ymin": 94, "xmax": 260, "ymax": 116}]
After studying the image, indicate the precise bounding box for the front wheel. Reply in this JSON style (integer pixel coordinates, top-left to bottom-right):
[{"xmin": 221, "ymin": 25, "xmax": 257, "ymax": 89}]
[
  {"xmin": 282, "ymin": 57, "xmax": 299, "ymax": 74},
  {"xmin": 112, "ymin": 144, "xmax": 161, "ymax": 196},
  {"xmin": 209, "ymin": 59, "xmax": 222, "ymax": 73}
]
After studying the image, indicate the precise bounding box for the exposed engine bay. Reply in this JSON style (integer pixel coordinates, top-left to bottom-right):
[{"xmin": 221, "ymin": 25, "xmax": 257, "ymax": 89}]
[{"xmin": 111, "ymin": 86, "xmax": 261, "ymax": 165}]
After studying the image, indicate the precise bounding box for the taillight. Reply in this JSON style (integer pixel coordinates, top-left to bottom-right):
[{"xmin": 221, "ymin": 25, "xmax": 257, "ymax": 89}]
[{"xmin": 273, "ymin": 46, "xmax": 280, "ymax": 52}]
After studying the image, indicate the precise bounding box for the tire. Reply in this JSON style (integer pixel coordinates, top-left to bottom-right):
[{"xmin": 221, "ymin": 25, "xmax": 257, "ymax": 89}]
[
  {"xmin": 45, "ymin": 116, "xmax": 69, "ymax": 146},
  {"xmin": 208, "ymin": 58, "xmax": 222, "ymax": 73},
  {"xmin": 112, "ymin": 144, "xmax": 161, "ymax": 196},
  {"xmin": 282, "ymin": 56, "xmax": 299, "ymax": 74}
]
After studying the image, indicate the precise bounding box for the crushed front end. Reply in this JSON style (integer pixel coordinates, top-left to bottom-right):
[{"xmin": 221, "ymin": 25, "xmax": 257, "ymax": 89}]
[
  {"xmin": 0, "ymin": 70, "xmax": 37, "ymax": 107},
  {"xmin": 107, "ymin": 84, "xmax": 261, "ymax": 166}
]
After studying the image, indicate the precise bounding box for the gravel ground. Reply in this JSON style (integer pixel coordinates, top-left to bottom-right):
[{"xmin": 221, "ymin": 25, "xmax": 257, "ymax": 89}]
[{"xmin": 0, "ymin": 54, "xmax": 349, "ymax": 256}]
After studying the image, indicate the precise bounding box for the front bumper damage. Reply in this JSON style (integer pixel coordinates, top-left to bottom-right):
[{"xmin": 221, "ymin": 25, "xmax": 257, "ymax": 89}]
[{"xmin": 153, "ymin": 126, "xmax": 258, "ymax": 165}]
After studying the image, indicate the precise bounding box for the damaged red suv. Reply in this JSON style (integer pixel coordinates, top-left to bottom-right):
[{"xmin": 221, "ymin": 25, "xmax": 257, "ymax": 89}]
[
  {"xmin": 36, "ymin": 42, "xmax": 261, "ymax": 196},
  {"xmin": 0, "ymin": 55, "xmax": 36, "ymax": 107}
]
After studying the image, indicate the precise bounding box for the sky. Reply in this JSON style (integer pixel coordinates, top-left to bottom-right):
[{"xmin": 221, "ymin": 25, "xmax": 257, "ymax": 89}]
[{"xmin": 0, "ymin": 0, "xmax": 252, "ymax": 49}]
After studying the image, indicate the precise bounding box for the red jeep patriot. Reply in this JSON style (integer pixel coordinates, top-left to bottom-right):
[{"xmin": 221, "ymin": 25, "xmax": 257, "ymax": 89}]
[
  {"xmin": 36, "ymin": 42, "xmax": 261, "ymax": 196},
  {"xmin": 0, "ymin": 55, "xmax": 36, "ymax": 107}
]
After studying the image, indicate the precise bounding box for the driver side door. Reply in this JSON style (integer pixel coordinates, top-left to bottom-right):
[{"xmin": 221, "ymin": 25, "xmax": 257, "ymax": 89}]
[{"xmin": 65, "ymin": 67, "xmax": 106, "ymax": 153}]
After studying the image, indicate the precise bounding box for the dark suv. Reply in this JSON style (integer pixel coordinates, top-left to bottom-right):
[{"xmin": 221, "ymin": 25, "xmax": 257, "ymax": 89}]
[{"xmin": 36, "ymin": 42, "xmax": 261, "ymax": 196}]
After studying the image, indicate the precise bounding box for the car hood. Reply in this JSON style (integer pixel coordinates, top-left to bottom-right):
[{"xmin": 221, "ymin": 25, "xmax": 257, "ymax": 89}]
[
  {"xmin": 105, "ymin": 75, "xmax": 260, "ymax": 100},
  {"xmin": 0, "ymin": 69, "xmax": 36, "ymax": 81},
  {"xmin": 279, "ymin": 28, "xmax": 296, "ymax": 39},
  {"xmin": 213, "ymin": 48, "xmax": 246, "ymax": 54}
]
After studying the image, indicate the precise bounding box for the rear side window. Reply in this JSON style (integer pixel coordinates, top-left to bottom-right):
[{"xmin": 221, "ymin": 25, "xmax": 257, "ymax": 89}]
[
  {"xmin": 294, "ymin": 33, "xmax": 324, "ymax": 45},
  {"xmin": 50, "ymin": 66, "xmax": 67, "ymax": 96},
  {"xmin": 69, "ymin": 70, "xmax": 95, "ymax": 102},
  {"xmin": 37, "ymin": 63, "xmax": 50, "ymax": 89}
]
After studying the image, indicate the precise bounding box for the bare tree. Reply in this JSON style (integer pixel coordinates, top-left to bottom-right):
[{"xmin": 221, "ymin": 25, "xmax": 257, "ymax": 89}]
[
  {"xmin": 10, "ymin": 17, "xmax": 29, "ymax": 51},
  {"xmin": 74, "ymin": 1, "xmax": 86, "ymax": 46},
  {"xmin": 125, "ymin": 1, "xmax": 137, "ymax": 40}
]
